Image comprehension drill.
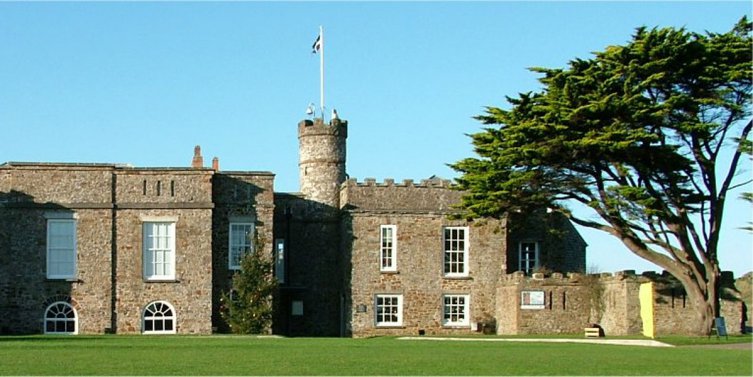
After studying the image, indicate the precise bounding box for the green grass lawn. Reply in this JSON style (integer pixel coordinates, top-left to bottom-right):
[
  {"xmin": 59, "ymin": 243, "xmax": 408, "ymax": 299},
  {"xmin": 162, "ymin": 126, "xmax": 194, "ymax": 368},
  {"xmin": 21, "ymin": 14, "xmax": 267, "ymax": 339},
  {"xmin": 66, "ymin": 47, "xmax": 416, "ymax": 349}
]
[{"xmin": 0, "ymin": 335, "xmax": 750, "ymax": 375}]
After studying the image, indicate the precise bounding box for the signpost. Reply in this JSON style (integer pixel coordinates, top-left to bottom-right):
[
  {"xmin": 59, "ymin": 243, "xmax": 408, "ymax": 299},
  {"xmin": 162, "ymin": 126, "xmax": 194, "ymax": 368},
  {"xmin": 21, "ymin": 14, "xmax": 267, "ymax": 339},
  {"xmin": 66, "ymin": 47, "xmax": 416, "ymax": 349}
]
[{"xmin": 713, "ymin": 317, "xmax": 728, "ymax": 339}]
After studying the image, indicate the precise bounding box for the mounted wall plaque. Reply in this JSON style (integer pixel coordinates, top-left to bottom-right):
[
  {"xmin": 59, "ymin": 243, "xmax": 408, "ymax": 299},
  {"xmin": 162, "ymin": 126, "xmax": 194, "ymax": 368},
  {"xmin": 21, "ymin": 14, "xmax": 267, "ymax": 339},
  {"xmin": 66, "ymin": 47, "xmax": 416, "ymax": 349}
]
[{"xmin": 521, "ymin": 290, "xmax": 545, "ymax": 309}]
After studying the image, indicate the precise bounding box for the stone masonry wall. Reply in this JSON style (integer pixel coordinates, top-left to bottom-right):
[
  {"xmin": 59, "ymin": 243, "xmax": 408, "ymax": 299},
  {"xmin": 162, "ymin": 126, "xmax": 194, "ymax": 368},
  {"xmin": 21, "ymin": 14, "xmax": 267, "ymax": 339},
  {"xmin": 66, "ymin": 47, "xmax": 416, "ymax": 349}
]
[
  {"xmin": 495, "ymin": 272, "xmax": 593, "ymax": 335},
  {"xmin": 113, "ymin": 169, "xmax": 214, "ymax": 334},
  {"xmin": 273, "ymin": 193, "xmax": 344, "ymax": 336},
  {"xmin": 648, "ymin": 272, "xmax": 745, "ymax": 335},
  {"xmin": 599, "ymin": 274, "xmax": 642, "ymax": 335},
  {"xmin": 0, "ymin": 164, "xmax": 114, "ymax": 334},
  {"xmin": 113, "ymin": 208, "xmax": 213, "ymax": 334},
  {"xmin": 0, "ymin": 163, "xmax": 113, "ymax": 204},
  {"xmin": 496, "ymin": 271, "xmax": 746, "ymax": 336},
  {"xmin": 265, "ymin": 118, "xmax": 348, "ymax": 336},
  {"xmin": 115, "ymin": 168, "xmax": 214, "ymax": 205},
  {"xmin": 298, "ymin": 118, "xmax": 347, "ymax": 212},
  {"xmin": 506, "ymin": 211, "xmax": 587, "ymax": 274},
  {"xmin": 344, "ymin": 209, "xmax": 506, "ymax": 337},
  {"xmin": 0, "ymin": 164, "xmax": 217, "ymax": 334},
  {"xmin": 212, "ymin": 172, "xmax": 275, "ymax": 333},
  {"xmin": 341, "ymin": 179, "xmax": 596, "ymax": 337},
  {"xmin": 340, "ymin": 177, "xmax": 462, "ymax": 213},
  {"xmin": 0, "ymin": 207, "xmax": 114, "ymax": 334}
]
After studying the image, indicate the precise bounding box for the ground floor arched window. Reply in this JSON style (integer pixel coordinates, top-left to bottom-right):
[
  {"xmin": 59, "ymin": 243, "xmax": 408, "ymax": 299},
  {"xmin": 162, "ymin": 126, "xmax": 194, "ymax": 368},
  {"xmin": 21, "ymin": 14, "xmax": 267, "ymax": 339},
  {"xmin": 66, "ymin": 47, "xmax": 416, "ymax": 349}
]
[
  {"xmin": 44, "ymin": 301, "xmax": 77, "ymax": 334},
  {"xmin": 142, "ymin": 301, "xmax": 176, "ymax": 334}
]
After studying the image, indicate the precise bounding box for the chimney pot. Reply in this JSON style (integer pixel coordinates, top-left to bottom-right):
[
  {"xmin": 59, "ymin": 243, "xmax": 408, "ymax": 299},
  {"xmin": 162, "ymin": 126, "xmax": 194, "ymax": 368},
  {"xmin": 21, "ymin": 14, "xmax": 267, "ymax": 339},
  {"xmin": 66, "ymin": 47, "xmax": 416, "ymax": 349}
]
[{"xmin": 192, "ymin": 145, "xmax": 204, "ymax": 168}]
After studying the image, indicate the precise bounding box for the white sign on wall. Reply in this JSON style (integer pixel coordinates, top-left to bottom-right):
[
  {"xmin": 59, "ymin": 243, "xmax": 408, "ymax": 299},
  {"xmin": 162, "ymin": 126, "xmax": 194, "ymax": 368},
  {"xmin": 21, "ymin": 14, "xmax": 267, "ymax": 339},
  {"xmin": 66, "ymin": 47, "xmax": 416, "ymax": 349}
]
[{"xmin": 521, "ymin": 290, "xmax": 545, "ymax": 309}]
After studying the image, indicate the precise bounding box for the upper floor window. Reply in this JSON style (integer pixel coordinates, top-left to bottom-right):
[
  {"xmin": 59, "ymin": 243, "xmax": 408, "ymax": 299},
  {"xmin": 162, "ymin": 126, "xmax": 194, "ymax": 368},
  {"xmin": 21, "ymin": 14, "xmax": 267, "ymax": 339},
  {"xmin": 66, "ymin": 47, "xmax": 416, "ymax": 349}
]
[
  {"xmin": 443, "ymin": 294, "xmax": 470, "ymax": 327},
  {"xmin": 375, "ymin": 294, "xmax": 403, "ymax": 327},
  {"xmin": 443, "ymin": 227, "xmax": 469, "ymax": 277},
  {"xmin": 519, "ymin": 241, "xmax": 539, "ymax": 274},
  {"xmin": 142, "ymin": 301, "xmax": 176, "ymax": 334},
  {"xmin": 143, "ymin": 222, "xmax": 176, "ymax": 281},
  {"xmin": 275, "ymin": 238, "xmax": 286, "ymax": 283},
  {"xmin": 229, "ymin": 222, "xmax": 254, "ymax": 270},
  {"xmin": 380, "ymin": 225, "xmax": 397, "ymax": 272},
  {"xmin": 44, "ymin": 301, "xmax": 77, "ymax": 334},
  {"xmin": 46, "ymin": 218, "xmax": 77, "ymax": 279}
]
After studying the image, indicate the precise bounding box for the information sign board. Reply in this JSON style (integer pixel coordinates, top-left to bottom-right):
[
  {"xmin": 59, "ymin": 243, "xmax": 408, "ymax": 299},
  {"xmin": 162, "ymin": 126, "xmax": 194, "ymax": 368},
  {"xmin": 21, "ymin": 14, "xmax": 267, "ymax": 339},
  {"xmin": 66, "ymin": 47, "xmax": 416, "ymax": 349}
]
[{"xmin": 521, "ymin": 290, "xmax": 545, "ymax": 309}]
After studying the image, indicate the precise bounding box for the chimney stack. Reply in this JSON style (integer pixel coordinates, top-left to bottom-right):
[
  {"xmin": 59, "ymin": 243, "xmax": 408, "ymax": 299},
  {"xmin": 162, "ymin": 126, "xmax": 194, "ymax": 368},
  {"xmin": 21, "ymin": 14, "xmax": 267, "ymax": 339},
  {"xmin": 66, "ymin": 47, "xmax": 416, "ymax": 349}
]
[
  {"xmin": 212, "ymin": 157, "xmax": 219, "ymax": 171},
  {"xmin": 192, "ymin": 145, "xmax": 204, "ymax": 168}
]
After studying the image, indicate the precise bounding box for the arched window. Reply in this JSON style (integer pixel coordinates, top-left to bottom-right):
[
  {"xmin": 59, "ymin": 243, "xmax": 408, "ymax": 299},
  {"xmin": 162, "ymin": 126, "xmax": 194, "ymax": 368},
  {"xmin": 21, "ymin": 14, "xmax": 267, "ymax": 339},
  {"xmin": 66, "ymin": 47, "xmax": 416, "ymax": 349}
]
[
  {"xmin": 44, "ymin": 302, "xmax": 77, "ymax": 334},
  {"xmin": 142, "ymin": 301, "xmax": 176, "ymax": 334}
]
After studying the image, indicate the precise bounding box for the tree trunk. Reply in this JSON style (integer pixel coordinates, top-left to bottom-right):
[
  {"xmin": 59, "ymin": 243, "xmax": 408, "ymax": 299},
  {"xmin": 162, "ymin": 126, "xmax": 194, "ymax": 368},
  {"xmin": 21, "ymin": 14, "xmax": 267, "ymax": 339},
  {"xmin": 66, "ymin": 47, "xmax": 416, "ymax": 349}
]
[
  {"xmin": 681, "ymin": 271, "xmax": 719, "ymax": 336},
  {"xmin": 696, "ymin": 298, "xmax": 716, "ymax": 336},
  {"xmin": 619, "ymin": 235, "xmax": 722, "ymax": 336}
]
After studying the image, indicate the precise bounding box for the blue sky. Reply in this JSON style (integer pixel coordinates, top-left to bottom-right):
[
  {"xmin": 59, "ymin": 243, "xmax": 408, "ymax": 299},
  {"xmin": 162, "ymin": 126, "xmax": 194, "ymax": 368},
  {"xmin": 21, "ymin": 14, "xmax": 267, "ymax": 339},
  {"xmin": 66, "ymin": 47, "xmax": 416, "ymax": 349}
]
[{"xmin": 1, "ymin": 1, "xmax": 751, "ymax": 276}]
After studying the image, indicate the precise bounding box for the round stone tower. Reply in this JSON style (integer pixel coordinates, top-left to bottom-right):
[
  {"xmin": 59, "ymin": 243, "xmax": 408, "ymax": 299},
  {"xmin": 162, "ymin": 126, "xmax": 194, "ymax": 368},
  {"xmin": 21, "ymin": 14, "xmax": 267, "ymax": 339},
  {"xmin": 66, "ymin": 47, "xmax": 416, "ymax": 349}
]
[{"xmin": 298, "ymin": 117, "xmax": 348, "ymax": 210}]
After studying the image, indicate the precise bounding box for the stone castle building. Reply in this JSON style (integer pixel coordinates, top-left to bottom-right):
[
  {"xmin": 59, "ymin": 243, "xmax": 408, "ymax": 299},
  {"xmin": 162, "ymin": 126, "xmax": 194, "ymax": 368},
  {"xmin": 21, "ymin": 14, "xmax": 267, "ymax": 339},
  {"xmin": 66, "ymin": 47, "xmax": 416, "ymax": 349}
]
[{"xmin": 2, "ymin": 117, "xmax": 745, "ymax": 336}]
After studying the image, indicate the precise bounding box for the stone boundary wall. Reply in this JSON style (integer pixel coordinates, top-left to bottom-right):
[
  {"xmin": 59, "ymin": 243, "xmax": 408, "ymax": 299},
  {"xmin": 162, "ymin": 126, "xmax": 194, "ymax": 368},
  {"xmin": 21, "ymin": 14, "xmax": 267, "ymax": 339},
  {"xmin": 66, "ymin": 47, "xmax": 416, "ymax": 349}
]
[{"xmin": 496, "ymin": 270, "xmax": 747, "ymax": 336}]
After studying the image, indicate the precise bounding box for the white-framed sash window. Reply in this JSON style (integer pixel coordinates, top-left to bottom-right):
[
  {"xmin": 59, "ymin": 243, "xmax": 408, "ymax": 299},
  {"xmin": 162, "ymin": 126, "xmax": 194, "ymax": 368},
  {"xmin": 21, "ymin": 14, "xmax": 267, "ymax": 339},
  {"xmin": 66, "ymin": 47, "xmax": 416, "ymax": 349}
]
[
  {"xmin": 46, "ymin": 216, "xmax": 77, "ymax": 280},
  {"xmin": 229, "ymin": 222, "xmax": 254, "ymax": 270},
  {"xmin": 443, "ymin": 227, "xmax": 469, "ymax": 277},
  {"xmin": 380, "ymin": 225, "xmax": 397, "ymax": 272},
  {"xmin": 375, "ymin": 294, "xmax": 403, "ymax": 327},
  {"xmin": 143, "ymin": 221, "xmax": 176, "ymax": 281},
  {"xmin": 443, "ymin": 294, "xmax": 470, "ymax": 327}
]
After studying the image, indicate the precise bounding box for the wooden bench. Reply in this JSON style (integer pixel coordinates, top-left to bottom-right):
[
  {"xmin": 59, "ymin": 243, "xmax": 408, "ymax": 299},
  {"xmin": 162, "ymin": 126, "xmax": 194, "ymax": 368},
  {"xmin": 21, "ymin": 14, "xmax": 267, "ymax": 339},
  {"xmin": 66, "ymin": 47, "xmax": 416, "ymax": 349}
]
[{"xmin": 584, "ymin": 327, "xmax": 601, "ymax": 338}]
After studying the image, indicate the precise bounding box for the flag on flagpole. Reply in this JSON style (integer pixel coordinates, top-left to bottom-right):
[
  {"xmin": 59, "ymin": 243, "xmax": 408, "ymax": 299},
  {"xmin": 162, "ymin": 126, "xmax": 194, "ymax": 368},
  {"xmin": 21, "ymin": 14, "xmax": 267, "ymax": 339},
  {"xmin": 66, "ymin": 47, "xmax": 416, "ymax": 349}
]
[
  {"xmin": 312, "ymin": 34, "xmax": 322, "ymax": 53},
  {"xmin": 313, "ymin": 26, "xmax": 325, "ymax": 120}
]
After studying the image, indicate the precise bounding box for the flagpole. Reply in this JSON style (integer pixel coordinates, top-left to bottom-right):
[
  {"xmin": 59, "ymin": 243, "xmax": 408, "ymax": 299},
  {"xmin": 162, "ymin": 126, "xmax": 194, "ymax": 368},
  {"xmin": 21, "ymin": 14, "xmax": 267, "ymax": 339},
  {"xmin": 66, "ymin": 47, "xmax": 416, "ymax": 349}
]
[{"xmin": 319, "ymin": 25, "xmax": 325, "ymax": 121}]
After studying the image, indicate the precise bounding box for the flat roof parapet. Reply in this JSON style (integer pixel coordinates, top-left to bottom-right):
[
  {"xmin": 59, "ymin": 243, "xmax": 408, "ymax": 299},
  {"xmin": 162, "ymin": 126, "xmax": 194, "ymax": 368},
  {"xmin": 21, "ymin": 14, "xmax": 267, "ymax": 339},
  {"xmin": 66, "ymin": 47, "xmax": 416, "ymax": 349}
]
[
  {"xmin": 1, "ymin": 161, "xmax": 127, "ymax": 169},
  {"xmin": 216, "ymin": 171, "xmax": 275, "ymax": 177}
]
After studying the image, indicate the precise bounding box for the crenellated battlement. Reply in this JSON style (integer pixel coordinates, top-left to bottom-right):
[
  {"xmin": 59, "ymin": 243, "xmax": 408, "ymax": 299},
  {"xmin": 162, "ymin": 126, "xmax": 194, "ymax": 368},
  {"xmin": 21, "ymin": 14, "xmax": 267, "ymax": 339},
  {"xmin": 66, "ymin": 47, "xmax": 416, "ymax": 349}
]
[
  {"xmin": 500, "ymin": 269, "xmax": 738, "ymax": 285},
  {"xmin": 340, "ymin": 176, "xmax": 462, "ymax": 213},
  {"xmin": 297, "ymin": 118, "xmax": 348, "ymax": 138},
  {"xmin": 342, "ymin": 177, "xmax": 455, "ymax": 189},
  {"xmin": 502, "ymin": 270, "xmax": 644, "ymax": 284}
]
